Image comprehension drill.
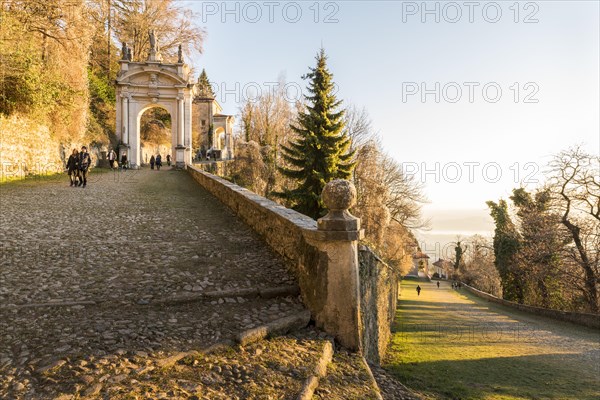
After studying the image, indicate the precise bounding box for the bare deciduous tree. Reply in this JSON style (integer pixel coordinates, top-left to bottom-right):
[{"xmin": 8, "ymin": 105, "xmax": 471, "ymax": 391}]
[
  {"xmin": 547, "ymin": 146, "xmax": 600, "ymax": 312},
  {"xmin": 112, "ymin": 0, "xmax": 205, "ymax": 62}
]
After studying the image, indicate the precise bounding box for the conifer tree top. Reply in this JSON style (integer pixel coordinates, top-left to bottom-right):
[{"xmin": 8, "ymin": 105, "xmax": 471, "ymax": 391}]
[
  {"xmin": 276, "ymin": 48, "xmax": 355, "ymax": 220},
  {"xmin": 196, "ymin": 68, "xmax": 215, "ymax": 98}
]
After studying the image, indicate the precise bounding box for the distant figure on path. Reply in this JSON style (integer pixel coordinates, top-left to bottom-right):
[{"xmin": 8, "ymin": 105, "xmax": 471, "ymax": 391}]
[
  {"xmin": 166, "ymin": 154, "xmax": 171, "ymax": 166},
  {"xmin": 437, "ymin": 281, "xmax": 440, "ymax": 289},
  {"xmin": 108, "ymin": 148, "xmax": 117, "ymax": 169},
  {"xmin": 121, "ymin": 153, "xmax": 128, "ymax": 170},
  {"xmin": 416, "ymin": 285, "xmax": 421, "ymax": 296},
  {"xmin": 150, "ymin": 155, "xmax": 155, "ymax": 170},
  {"xmin": 78, "ymin": 146, "xmax": 92, "ymax": 188},
  {"xmin": 66, "ymin": 149, "xmax": 79, "ymax": 187},
  {"xmin": 156, "ymin": 154, "xmax": 162, "ymax": 170}
]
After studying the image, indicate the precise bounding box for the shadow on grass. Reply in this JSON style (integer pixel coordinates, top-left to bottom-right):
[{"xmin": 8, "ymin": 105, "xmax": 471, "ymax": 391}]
[{"xmin": 385, "ymin": 351, "xmax": 600, "ymax": 400}]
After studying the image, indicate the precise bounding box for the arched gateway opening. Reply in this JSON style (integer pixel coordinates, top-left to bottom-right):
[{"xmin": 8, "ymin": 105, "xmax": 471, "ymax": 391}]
[
  {"xmin": 115, "ymin": 41, "xmax": 193, "ymax": 168},
  {"xmin": 139, "ymin": 106, "xmax": 172, "ymax": 165}
]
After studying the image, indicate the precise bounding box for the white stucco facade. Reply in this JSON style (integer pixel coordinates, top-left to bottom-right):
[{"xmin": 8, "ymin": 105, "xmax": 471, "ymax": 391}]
[{"xmin": 115, "ymin": 57, "xmax": 194, "ymax": 168}]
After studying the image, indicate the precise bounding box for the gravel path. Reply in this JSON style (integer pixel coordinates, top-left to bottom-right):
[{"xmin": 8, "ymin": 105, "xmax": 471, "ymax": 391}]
[
  {"xmin": 0, "ymin": 168, "xmax": 303, "ymax": 398},
  {"xmin": 382, "ymin": 279, "xmax": 600, "ymax": 399}
]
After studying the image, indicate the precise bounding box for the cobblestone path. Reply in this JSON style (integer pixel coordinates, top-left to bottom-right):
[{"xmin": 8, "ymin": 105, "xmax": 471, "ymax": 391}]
[{"xmin": 0, "ymin": 169, "xmax": 303, "ymax": 398}]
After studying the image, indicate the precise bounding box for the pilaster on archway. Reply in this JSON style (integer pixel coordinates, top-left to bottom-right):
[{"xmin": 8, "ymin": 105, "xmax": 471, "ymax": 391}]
[{"xmin": 115, "ymin": 56, "xmax": 194, "ymax": 169}]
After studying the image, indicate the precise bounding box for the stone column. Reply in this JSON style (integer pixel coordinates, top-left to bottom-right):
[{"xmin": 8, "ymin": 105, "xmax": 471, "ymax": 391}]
[
  {"xmin": 303, "ymin": 180, "xmax": 364, "ymax": 351},
  {"xmin": 121, "ymin": 94, "xmax": 129, "ymax": 145},
  {"xmin": 177, "ymin": 96, "xmax": 184, "ymax": 146},
  {"xmin": 119, "ymin": 93, "xmax": 130, "ymax": 162},
  {"xmin": 175, "ymin": 95, "xmax": 186, "ymax": 168}
]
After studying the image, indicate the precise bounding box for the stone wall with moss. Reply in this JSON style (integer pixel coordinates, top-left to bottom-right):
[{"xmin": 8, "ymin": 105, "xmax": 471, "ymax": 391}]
[
  {"xmin": 0, "ymin": 116, "xmax": 65, "ymax": 182},
  {"xmin": 359, "ymin": 245, "xmax": 398, "ymax": 364}
]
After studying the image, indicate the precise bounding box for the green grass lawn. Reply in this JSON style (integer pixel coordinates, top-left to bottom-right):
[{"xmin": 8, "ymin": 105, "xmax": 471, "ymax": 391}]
[{"xmin": 384, "ymin": 280, "xmax": 600, "ymax": 400}]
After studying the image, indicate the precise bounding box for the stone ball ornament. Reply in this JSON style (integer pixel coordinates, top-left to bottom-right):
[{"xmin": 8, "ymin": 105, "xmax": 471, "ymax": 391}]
[{"xmin": 321, "ymin": 179, "xmax": 357, "ymax": 211}]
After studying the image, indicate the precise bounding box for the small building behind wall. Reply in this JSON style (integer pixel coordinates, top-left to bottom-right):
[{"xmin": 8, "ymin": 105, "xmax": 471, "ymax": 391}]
[
  {"xmin": 432, "ymin": 258, "xmax": 452, "ymax": 279},
  {"xmin": 192, "ymin": 70, "xmax": 234, "ymax": 161},
  {"xmin": 408, "ymin": 251, "xmax": 430, "ymax": 278}
]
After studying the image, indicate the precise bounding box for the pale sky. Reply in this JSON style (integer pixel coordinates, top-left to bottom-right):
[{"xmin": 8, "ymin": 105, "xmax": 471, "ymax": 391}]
[{"xmin": 183, "ymin": 0, "xmax": 600, "ymax": 254}]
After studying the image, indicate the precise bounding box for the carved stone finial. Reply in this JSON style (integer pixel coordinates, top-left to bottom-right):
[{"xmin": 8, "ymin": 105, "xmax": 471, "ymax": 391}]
[
  {"xmin": 121, "ymin": 42, "xmax": 128, "ymax": 60},
  {"xmin": 177, "ymin": 44, "xmax": 183, "ymax": 63},
  {"xmin": 322, "ymin": 179, "xmax": 357, "ymax": 211},
  {"xmin": 149, "ymin": 30, "xmax": 156, "ymax": 50},
  {"xmin": 318, "ymin": 179, "xmax": 360, "ymax": 234}
]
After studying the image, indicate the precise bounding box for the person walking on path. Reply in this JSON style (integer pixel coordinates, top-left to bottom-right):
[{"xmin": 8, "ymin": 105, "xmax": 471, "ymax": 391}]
[
  {"xmin": 78, "ymin": 146, "xmax": 92, "ymax": 188},
  {"xmin": 66, "ymin": 149, "xmax": 79, "ymax": 187},
  {"xmin": 108, "ymin": 149, "xmax": 117, "ymax": 169},
  {"xmin": 166, "ymin": 154, "xmax": 171, "ymax": 166},
  {"xmin": 416, "ymin": 285, "xmax": 422, "ymax": 296},
  {"xmin": 120, "ymin": 153, "xmax": 128, "ymax": 170},
  {"xmin": 155, "ymin": 154, "xmax": 162, "ymax": 170},
  {"xmin": 437, "ymin": 281, "xmax": 440, "ymax": 289},
  {"xmin": 150, "ymin": 155, "xmax": 155, "ymax": 170}
]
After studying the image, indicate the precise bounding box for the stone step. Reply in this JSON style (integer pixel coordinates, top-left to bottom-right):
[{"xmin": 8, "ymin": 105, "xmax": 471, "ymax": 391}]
[
  {"xmin": 152, "ymin": 284, "xmax": 301, "ymax": 306},
  {"xmin": 311, "ymin": 348, "xmax": 384, "ymax": 400},
  {"xmin": 31, "ymin": 327, "xmax": 335, "ymax": 399}
]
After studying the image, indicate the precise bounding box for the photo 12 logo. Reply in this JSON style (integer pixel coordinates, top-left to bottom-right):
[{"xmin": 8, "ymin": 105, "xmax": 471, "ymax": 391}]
[
  {"xmin": 401, "ymin": 1, "xmax": 540, "ymax": 23},
  {"xmin": 206, "ymin": 80, "xmax": 339, "ymax": 104},
  {"xmin": 200, "ymin": 1, "xmax": 340, "ymax": 24},
  {"xmin": 402, "ymin": 82, "xmax": 540, "ymax": 104},
  {"xmin": 400, "ymin": 161, "xmax": 541, "ymax": 184}
]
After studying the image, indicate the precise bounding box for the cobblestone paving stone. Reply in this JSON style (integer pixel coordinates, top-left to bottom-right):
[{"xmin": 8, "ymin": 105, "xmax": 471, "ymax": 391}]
[
  {"xmin": 30, "ymin": 327, "xmax": 330, "ymax": 400},
  {"xmin": 0, "ymin": 169, "xmax": 304, "ymax": 398}
]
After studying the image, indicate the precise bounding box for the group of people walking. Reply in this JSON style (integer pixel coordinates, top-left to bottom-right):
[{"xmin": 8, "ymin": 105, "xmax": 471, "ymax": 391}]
[
  {"xmin": 107, "ymin": 149, "xmax": 127, "ymax": 170},
  {"xmin": 67, "ymin": 148, "xmax": 173, "ymax": 186},
  {"xmin": 66, "ymin": 146, "xmax": 92, "ymax": 188},
  {"xmin": 149, "ymin": 153, "xmax": 170, "ymax": 170}
]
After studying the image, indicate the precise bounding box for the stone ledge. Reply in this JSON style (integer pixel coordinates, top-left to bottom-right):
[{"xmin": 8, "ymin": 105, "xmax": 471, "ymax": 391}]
[
  {"xmin": 236, "ymin": 310, "xmax": 311, "ymax": 346},
  {"xmin": 463, "ymin": 283, "xmax": 600, "ymax": 330},
  {"xmin": 304, "ymin": 228, "xmax": 364, "ymax": 242},
  {"xmin": 296, "ymin": 340, "xmax": 334, "ymax": 400}
]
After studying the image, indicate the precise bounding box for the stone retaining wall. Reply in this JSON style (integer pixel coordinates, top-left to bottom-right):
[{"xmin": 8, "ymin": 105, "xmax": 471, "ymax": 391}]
[
  {"xmin": 359, "ymin": 246, "xmax": 398, "ymax": 364},
  {"xmin": 463, "ymin": 283, "xmax": 600, "ymax": 329},
  {"xmin": 0, "ymin": 116, "xmax": 64, "ymax": 182},
  {"xmin": 187, "ymin": 165, "xmax": 398, "ymax": 363}
]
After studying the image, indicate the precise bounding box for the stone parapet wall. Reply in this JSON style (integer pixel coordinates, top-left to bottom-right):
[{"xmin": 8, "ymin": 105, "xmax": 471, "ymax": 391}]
[
  {"xmin": 187, "ymin": 165, "xmax": 398, "ymax": 364},
  {"xmin": 187, "ymin": 164, "xmax": 315, "ymax": 261},
  {"xmin": 463, "ymin": 283, "xmax": 600, "ymax": 330},
  {"xmin": 359, "ymin": 246, "xmax": 398, "ymax": 364}
]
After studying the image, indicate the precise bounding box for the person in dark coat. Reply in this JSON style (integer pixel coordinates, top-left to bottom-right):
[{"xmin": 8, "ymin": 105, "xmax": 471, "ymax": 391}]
[
  {"xmin": 150, "ymin": 155, "xmax": 155, "ymax": 170},
  {"xmin": 66, "ymin": 149, "xmax": 79, "ymax": 186},
  {"xmin": 166, "ymin": 154, "xmax": 171, "ymax": 166},
  {"xmin": 155, "ymin": 154, "xmax": 162, "ymax": 170},
  {"xmin": 416, "ymin": 285, "xmax": 422, "ymax": 296},
  {"xmin": 78, "ymin": 146, "xmax": 92, "ymax": 188},
  {"xmin": 121, "ymin": 153, "xmax": 127, "ymax": 170}
]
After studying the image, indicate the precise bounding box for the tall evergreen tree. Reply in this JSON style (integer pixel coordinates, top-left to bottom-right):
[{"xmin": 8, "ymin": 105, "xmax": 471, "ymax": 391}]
[
  {"xmin": 196, "ymin": 68, "xmax": 214, "ymax": 98},
  {"xmin": 277, "ymin": 49, "xmax": 355, "ymax": 219},
  {"xmin": 487, "ymin": 199, "xmax": 524, "ymax": 303}
]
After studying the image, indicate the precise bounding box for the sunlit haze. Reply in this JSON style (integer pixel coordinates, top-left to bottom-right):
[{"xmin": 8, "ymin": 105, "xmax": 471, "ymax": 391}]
[{"xmin": 184, "ymin": 0, "xmax": 599, "ymax": 256}]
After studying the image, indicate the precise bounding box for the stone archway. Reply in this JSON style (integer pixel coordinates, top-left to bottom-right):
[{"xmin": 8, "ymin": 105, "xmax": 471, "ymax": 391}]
[{"xmin": 115, "ymin": 47, "xmax": 193, "ymax": 168}]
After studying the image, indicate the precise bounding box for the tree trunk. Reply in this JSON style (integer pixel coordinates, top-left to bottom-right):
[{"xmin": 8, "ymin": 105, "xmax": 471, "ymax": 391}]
[{"xmin": 563, "ymin": 219, "xmax": 598, "ymax": 312}]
